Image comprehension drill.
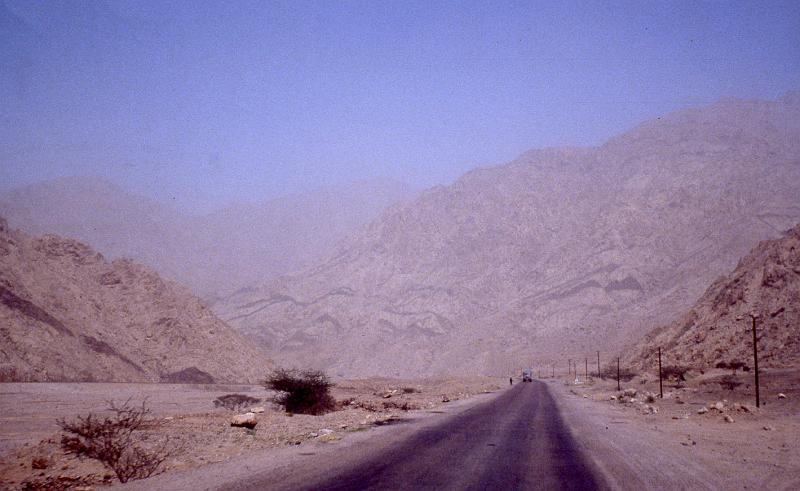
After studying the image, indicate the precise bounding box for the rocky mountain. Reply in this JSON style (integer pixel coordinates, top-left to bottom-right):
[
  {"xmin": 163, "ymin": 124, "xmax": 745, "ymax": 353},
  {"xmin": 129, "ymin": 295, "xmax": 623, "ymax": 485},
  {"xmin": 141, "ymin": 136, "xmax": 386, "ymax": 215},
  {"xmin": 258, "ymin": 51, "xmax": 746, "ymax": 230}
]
[
  {"xmin": 218, "ymin": 93, "xmax": 800, "ymax": 377},
  {"xmin": 631, "ymin": 223, "xmax": 800, "ymax": 370},
  {"xmin": 0, "ymin": 217, "xmax": 270, "ymax": 382},
  {"xmin": 0, "ymin": 178, "xmax": 414, "ymax": 300}
]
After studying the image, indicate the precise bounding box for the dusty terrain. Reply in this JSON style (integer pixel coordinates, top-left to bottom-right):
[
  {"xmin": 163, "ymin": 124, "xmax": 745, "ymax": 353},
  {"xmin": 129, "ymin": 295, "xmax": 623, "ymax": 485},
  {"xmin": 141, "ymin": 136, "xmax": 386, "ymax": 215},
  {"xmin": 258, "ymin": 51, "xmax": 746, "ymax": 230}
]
[
  {"xmin": 0, "ymin": 218, "xmax": 269, "ymax": 383},
  {"xmin": 553, "ymin": 367, "xmax": 800, "ymax": 489},
  {"xmin": 0, "ymin": 378, "xmax": 502, "ymax": 490},
  {"xmin": 219, "ymin": 93, "xmax": 800, "ymax": 377}
]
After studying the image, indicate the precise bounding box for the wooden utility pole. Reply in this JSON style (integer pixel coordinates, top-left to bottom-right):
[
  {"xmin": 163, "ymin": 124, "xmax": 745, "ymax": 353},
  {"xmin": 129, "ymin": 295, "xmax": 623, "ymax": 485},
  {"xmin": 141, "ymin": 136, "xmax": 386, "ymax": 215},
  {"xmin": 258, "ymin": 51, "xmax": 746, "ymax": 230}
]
[
  {"xmin": 568, "ymin": 359, "xmax": 572, "ymax": 378},
  {"xmin": 552, "ymin": 364, "xmax": 555, "ymax": 378},
  {"xmin": 596, "ymin": 351, "xmax": 600, "ymax": 377},
  {"xmin": 658, "ymin": 347, "xmax": 663, "ymax": 399},
  {"xmin": 751, "ymin": 314, "xmax": 760, "ymax": 408},
  {"xmin": 584, "ymin": 357, "xmax": 588, "ymax": 380},
  {"xmin": 616, "ymin": 357, "xmax": 621, "ymax": 391}
]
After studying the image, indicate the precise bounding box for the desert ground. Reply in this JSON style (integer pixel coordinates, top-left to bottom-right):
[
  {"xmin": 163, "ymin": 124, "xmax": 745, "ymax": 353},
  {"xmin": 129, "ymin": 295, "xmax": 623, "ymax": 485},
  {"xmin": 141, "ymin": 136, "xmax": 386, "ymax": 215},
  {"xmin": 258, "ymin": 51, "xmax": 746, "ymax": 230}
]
[
  {"xmin": 2, "ymin": 368, "xmax": 798, "ymax": 490},
  {"xmin": 554, "ymin": 366, "xmax": 800, "ymax": 489},
  {"xmin": 0, "ymin": 378, "xmax": 502, "ymax": 490}
]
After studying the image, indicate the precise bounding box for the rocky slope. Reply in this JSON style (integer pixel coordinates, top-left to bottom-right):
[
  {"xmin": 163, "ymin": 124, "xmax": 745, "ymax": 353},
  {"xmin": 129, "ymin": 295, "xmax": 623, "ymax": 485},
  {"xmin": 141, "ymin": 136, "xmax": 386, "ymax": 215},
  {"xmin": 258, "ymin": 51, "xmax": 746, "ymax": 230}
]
[
  {"xmin": 0, "ymin": 178, "xmax": 414, "ymax": 300},
  {"xmin": 631, "ymin": 223, "xmax": 800, "ymax": 369},
  {"xmin": 219, "ymin": 93, "xmax": 800, "ymax": 377},
  {"xmin": 0, "ymin": 217, "xmax": 269, "ymax": 382}
]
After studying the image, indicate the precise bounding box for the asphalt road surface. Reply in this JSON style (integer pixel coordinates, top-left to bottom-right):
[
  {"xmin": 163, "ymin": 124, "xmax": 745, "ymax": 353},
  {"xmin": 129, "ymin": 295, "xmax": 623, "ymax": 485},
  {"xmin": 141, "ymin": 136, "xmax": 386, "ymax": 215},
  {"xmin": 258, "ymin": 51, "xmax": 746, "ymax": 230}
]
[{"xmin": 249, "ymin": 381, "xmax": 602, "ymax": 490}]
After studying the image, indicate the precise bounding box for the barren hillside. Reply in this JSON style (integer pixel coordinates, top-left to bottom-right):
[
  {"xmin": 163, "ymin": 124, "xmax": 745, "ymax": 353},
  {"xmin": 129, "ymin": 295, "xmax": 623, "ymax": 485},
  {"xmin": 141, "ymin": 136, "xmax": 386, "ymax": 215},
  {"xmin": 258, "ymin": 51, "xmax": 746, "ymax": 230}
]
[
  {"xmin": 0, "ymin": 217, "xmax": 269, "ymax": 382},
  {"xmin": 631, "ymin": 223, "xmax": 800, "ymax": 369},
  {"xmin": 219, "ymin": 93, "xmax": 800, "ymax": 377},
  {"xmin": 0, "ymin": 178, "xmax": 414, "ymax": 300}
]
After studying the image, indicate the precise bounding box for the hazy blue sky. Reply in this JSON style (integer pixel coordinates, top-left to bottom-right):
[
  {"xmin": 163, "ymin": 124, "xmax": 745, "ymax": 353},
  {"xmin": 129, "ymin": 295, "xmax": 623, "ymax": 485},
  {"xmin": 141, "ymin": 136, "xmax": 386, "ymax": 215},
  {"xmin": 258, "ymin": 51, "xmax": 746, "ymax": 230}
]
[{"xmin": 2, "ymin": 0, "xmax": 799, "ymax": 211}]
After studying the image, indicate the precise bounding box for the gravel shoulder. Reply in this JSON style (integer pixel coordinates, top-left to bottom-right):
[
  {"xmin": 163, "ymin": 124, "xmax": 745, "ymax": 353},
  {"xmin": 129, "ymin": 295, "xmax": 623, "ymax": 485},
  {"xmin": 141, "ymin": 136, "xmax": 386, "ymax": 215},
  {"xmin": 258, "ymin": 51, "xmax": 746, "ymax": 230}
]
[{"xmin": 547, "ymin": 368, "xmax": 800, "ymax": 490}]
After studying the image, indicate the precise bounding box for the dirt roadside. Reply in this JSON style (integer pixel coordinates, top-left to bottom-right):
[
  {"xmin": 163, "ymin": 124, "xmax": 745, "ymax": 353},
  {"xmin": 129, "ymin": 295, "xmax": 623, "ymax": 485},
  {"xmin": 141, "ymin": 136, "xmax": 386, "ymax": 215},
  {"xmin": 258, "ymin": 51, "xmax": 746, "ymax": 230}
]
[
  {"xmin": 0, "ymin": 378, "xmax": 503, "ymax": 490},
  {"xmin": 547, "ymin": 369, "xmax": 800, "ymax": 490}
]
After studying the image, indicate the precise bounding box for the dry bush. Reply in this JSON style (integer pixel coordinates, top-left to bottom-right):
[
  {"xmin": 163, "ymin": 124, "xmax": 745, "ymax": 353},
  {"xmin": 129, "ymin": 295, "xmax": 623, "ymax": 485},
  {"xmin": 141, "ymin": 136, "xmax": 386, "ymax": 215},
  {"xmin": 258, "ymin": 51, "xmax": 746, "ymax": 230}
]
[
  {"xmin": 213, "ymin": 393, "xmax": 262, "ymax": 411},
  {"xmin": 597, "ymin": 364, "xmax": 636, "ymax": 382},
  {"xmin": 717, "ymin": 374, "xmax": 743, "ymax": 391},
  {"xmin": 264, "ymin": 368, "xmax": 335, "ymax": 415},
  {"xmin": 661, "ymin": 364, "xmax": 690, "ymax": 381},
  {"xmin": 715, "ymin": 360, "xmax": 748, "ymax": 372},
  {"xmin": 57, "ymin": 399, "xmax": 172, "ymax": 483}
]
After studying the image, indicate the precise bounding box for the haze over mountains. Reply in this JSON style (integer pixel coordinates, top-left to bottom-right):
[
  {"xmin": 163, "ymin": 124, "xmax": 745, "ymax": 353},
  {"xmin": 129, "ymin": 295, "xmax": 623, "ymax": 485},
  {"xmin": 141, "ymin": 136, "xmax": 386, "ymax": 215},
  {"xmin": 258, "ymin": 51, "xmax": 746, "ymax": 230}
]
[
  {"xmin": 0, "ymin": 217, "xmax": 269, "ymax": 382},
  {"xmin": 632, "ymin": 223, "xmax": 800, "ymax": 370},
  {"xmin": 0, "ymin": 178, "xmax": 415, "ymax": 300},
  {"xmin": 219, "ymin": 93, "xmax": 800, "ymax": 377}
]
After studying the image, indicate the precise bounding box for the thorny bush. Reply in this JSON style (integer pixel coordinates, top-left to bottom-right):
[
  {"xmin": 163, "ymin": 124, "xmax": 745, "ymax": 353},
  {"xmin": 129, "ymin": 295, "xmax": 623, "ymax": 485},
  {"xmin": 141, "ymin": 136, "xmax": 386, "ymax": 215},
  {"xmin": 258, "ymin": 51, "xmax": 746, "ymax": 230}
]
[
  {"xmin": 264, "ymin": 368, "xmax": 336, "ymax": 415},
  {"xmin": 661, "ymin": 365, "xmax": 691, "ymax": 382},
  {"xmin": 213, "ymin": 393, "xmax": 262, "ymax": 411},
  {"xmin": 597, "ymin": 364, "xmax": 636, "ymax": 382},
  {"xmin": 57, "ymin": 399, "xmax": 173, "ymax": 483}
]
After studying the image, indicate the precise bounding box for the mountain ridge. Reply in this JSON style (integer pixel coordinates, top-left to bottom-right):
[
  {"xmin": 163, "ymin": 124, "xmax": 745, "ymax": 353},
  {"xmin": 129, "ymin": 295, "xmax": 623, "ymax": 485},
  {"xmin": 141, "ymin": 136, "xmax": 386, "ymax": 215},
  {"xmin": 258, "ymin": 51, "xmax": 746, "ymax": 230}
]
[
  {"xmin": 0, "ymin": 177, "xmax": 415, "ymax": 299},
  {"xmin": 0, "ymin": 216, "xmax": 270, "ymax": 382},
  {"xmin": 218, "ymin": 94, "xmax": 800, "ymax": 377}
]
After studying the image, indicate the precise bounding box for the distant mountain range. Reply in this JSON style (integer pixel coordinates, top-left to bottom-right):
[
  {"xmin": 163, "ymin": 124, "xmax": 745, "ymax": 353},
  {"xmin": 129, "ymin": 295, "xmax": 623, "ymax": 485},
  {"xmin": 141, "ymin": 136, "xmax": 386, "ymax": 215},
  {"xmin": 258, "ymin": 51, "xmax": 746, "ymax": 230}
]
[
  {"xmin": 632, "ymin": 223, "xmax": 800, "ymax": 370},
  {"xmin": 0, "ymin": 217, "xmax": 270, "ymax": 382},
  {"xmin": 0, "ymin": 178, "xmax": 415, "ymax": 300},
  {"xmin": 217, "ymin": 93, "xmax": 800, "ymax": 377}
]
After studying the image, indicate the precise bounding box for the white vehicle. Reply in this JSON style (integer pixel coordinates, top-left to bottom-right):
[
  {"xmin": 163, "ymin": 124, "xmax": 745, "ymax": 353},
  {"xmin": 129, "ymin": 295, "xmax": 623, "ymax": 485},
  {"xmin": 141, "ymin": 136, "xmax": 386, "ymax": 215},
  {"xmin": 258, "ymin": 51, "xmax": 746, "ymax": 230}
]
[{"xmin": 522, "ymin": 368, "xmax": 533, "ymax": 382}]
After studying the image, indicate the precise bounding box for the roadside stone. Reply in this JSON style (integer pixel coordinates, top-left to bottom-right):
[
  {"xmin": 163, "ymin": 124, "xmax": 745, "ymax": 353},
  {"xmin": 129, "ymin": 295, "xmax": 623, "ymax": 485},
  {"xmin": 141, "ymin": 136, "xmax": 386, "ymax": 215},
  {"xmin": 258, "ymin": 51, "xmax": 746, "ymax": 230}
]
[
  {"xmin": 230, "ymin": 412, "xmax": 257, "ymax": 429},
  {"xmin": 713, "ymin": 401, "xmax": 725, "ymax": 412},
  {"xmin": 609, "ymin": 395, "xmax": 617, "ymax": 401},
  {"xmin": 442, "ymin": 395, "xmax": 450, "ymax": 402},
  {"xmin": 250, "ymin": 406, "xmax": 265, "ymax": 413},
  {"xmin": 724, "ymin": 415, "xmax": 735, "ymax": 423},
  {"xmin": 763, "ymin": 425, "xmax": 774, "ymax": 431},
  {"xmin": 777, "ymin": 393, "xmax": 787, "ymax": 399},
  {"xmin": 318, "ymin": 433, "xmax": 340, "ymax": 443},
  {"xmin": 319, "ymin": 428, "xmax": 334, "ymax": 436},
  {"xmin": 697, "ymin": 407, "xmax": 708, "ymax": 414}
]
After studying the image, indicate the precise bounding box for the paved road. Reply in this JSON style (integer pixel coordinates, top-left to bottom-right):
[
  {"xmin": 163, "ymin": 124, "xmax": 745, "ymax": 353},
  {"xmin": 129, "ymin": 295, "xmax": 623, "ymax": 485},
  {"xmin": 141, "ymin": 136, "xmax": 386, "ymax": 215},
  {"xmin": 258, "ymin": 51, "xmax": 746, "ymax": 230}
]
[{"xmin": 259, "ymin": 381, "xmax": 602, "ymax": 490}]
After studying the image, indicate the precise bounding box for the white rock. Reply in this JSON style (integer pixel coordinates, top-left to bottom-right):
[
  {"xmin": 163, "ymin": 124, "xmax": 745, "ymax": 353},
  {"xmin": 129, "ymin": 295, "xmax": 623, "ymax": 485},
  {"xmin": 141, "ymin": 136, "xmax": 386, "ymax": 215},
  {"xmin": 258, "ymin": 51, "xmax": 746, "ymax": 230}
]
[
  {"xmin": 250, "ymin": 406, "xmax": 265, "ymax": 414},
  {"xmin": 713, "ymin": 401, "xmax": 725, "ymax": 411},
  {"xmin": 777, "ymin": 393, "xmax": 787, "ymax": 399},
  {"xmin": 724, "ymin": 415, "xmax": 735, "ymax": 423},
  {"xmin": 697, "ymin": 407, "xmax": 708, "ymax": 414},
  {"xmin": 319, "ymin": 428, "xmax": 334, "ymax": 436}
]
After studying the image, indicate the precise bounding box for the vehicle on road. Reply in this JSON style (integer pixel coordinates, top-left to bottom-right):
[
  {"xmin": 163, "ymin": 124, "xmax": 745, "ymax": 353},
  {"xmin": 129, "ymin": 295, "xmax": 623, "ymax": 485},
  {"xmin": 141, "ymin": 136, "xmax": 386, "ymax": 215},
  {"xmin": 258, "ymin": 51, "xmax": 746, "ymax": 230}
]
[{"xmin": 522, "ymin": 368, "xmax": 533, "ymax": 382}]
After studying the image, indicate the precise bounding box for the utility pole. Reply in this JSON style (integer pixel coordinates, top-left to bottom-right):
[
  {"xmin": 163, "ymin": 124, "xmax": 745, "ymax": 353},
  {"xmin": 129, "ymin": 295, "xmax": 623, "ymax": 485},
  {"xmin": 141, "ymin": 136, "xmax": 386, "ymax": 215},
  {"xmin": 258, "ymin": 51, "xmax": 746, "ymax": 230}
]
[
  {"xmin": 552, "ymin": 364, "xmax": 555, "ymax": 378},
  {"xmin": 658, "ymin": 347, "xmax": 663, "ymax": 399},
  {"xmin": 751, "ymin": 314, "xmax": 760, "ymax": 408},
  {"xmin": 568, "ymin": 359, "xmax": 572, "ymax": 378},
  {"xmin": 585, "ymin": 357, "xmax": 588, "ymax": 380},
  {"xmin": 597, "ymin": 351, "xmax": 600, "ymax": 377},
  {"xmin": 616, "ymin": 357, "xmax": 621, "ymax": 391}
]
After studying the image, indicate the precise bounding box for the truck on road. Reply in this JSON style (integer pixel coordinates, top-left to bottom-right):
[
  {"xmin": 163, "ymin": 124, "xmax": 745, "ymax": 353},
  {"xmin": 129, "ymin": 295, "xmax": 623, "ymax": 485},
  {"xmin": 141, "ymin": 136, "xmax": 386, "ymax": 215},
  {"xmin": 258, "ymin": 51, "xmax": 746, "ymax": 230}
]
[{"xmin": 522, "ymin": 368, "xmax": 533, "ymax": 382}]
